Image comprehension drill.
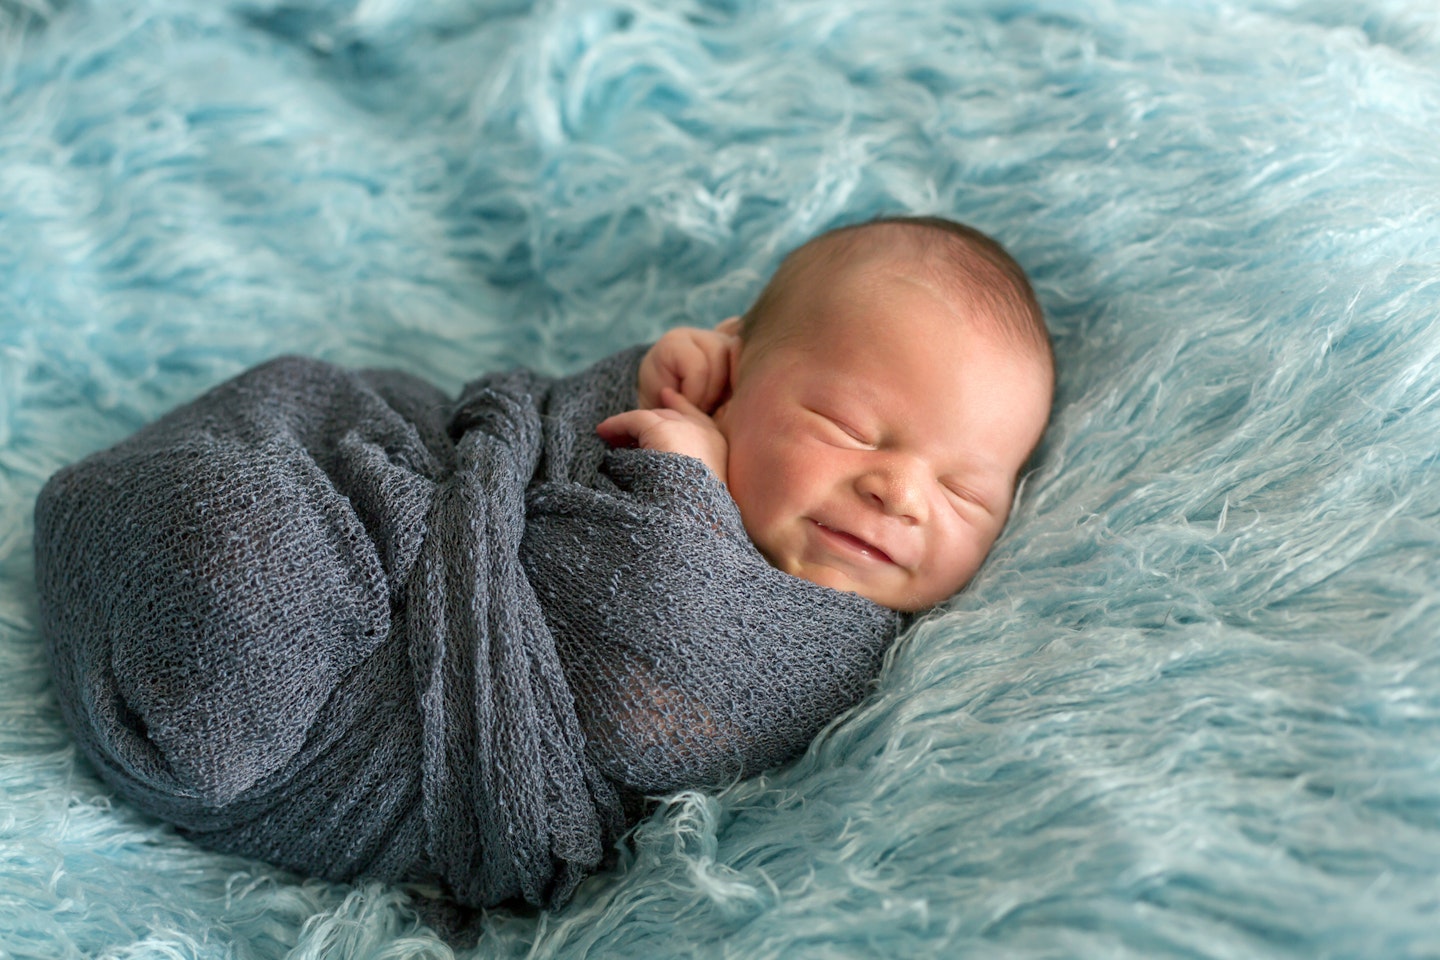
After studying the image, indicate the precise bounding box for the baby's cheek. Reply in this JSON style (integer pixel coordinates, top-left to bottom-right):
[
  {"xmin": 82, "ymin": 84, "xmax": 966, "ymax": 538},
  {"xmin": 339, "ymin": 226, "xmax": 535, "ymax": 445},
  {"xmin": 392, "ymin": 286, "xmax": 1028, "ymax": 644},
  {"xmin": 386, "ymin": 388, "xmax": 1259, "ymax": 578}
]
[
  {"xmin": 929, "ymin": 528, "xmax": 992, "ymax": 599},
  {"xmin": 763, "ymin": 444, "xmax": 826, "ymax": 521},
  {"xmin": 729, "ymin": 450, "xmax": 802, "ymax": 555}
]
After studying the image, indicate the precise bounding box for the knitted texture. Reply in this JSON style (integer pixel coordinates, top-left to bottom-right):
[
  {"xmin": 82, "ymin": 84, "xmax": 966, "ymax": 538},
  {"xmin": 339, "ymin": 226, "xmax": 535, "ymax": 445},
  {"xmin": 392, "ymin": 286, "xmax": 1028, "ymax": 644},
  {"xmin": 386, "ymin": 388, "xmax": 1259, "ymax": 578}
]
[{"xmin": 32, "ymin": 346, "xmax": 901, "ymax": 914}]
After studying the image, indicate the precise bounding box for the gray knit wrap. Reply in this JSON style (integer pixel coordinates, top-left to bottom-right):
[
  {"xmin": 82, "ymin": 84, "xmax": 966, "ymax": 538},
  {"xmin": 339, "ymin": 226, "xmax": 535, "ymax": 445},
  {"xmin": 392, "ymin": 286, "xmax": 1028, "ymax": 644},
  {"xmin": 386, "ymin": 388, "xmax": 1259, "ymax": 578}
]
[{"xmin": 34, "ymin": 347, "xmax": 900, "ymax": 911}]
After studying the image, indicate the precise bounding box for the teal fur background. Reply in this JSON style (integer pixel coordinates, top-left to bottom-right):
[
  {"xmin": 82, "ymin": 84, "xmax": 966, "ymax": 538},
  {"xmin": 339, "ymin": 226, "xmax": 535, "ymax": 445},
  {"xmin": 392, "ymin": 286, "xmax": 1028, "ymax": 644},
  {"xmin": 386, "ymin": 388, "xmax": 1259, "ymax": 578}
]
[{"xmin": 2, "ymin": 1, "xmax": 1438, "ymax": 957}]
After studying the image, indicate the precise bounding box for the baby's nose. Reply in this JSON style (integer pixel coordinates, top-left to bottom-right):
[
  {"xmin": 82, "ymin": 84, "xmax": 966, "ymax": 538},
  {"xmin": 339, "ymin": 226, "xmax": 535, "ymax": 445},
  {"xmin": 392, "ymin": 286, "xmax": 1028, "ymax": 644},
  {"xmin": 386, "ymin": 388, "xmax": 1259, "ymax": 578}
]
[{"xmin": 855, "ymin": 460, "xmax": 927, "ymax": 523}]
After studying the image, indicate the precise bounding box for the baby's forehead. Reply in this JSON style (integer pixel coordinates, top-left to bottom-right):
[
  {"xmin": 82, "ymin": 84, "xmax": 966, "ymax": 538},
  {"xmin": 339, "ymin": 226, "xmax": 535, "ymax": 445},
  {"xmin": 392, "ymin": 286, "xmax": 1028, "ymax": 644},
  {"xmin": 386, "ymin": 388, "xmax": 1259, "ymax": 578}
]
[
  {"xmin": 798, "ymin": 245, "xmax": 997, "ymax": 336},
  {"xmin": 823, "ymin": 230, "xmax": 1050, "ymax": 375},
  {"xmin": 805, "ymin": 227, "xmax": 985, "ymax": 303}
]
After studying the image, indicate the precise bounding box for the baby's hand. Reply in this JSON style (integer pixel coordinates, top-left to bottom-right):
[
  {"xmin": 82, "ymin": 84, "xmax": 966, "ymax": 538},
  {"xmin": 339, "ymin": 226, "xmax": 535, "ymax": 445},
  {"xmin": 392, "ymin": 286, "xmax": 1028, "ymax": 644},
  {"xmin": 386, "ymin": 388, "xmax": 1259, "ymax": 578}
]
[
  {"xmin": 637, "ymin": 320, "xmax": 739, "ymax": 413},
  {"xmin": 597, "ymin": 388, "xmax": 729, "ymax": 483}
]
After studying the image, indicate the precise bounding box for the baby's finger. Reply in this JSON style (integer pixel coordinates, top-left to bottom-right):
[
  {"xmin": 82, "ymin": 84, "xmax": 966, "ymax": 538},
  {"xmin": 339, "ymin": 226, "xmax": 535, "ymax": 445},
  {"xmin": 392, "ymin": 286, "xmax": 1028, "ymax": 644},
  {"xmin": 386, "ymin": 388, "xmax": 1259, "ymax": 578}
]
[
  {"xmin": 641, "ymin": 335, "xmax": 699, "ymax": 408},
  {"xmin": 670, "ymin": 340, "xmax": 715, "ymax": 406},
  {"xmin": 690, "ymin": 342, "xmax": 729, "ymax": 412},
  {"xmin": 658, "ymin": 386, "xmax": 711, "ymax": 422},
  {"xmin": 596, "ymin": 409, "xmax": 652, "ymax": 447},
  {"xmin": 638, "ymin": 356, "xmax": 678, "ymax": 409}
]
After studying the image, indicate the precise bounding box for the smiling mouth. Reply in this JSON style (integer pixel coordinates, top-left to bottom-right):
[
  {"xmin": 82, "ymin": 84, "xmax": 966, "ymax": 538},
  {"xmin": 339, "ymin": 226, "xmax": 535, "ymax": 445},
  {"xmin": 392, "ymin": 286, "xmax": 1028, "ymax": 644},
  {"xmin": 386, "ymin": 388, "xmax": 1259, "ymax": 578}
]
[{"xmin": 812, "ymin": 520, "xmax": 897, "ymax": 565}]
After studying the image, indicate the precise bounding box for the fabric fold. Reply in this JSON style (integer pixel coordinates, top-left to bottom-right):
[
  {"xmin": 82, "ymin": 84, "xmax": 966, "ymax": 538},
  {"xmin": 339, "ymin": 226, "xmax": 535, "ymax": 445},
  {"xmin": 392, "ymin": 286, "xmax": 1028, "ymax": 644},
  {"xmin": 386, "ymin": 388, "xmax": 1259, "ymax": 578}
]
[
  {"xmin": 409, "ymin": 384, "xmax": 620, "ymax": 907},
  {"xmin": 35, "ymin": 347, "xmax": 899, "ymax": 913}
]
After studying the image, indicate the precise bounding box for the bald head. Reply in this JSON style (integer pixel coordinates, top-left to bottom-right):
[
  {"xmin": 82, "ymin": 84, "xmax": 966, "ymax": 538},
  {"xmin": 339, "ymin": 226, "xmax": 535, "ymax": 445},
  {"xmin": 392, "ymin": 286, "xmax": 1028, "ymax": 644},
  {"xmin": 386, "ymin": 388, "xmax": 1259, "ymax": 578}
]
[{"xmin": 740, "ymin": 215, "xmax": 1052, "ymax": 375}]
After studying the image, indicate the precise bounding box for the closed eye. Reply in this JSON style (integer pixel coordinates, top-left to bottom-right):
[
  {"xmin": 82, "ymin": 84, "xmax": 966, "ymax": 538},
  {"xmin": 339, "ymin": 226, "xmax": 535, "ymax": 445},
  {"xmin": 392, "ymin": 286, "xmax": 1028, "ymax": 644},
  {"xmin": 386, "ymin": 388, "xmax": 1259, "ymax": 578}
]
[
  {"xmin": 807, "ymin": 408, "xmax": 875, "ymax": 447},
  {"xmin": 941, "ymin": 480, "xmax": 995, "ymax": 517}
]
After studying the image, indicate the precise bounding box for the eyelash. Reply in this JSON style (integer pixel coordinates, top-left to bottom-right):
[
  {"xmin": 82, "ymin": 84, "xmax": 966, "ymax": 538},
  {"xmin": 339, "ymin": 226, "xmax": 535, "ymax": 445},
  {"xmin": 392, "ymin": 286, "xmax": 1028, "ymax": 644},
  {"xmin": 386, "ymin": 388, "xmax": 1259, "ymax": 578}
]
[
  {"xmin": 832, "ymin": 419, "xmax": 872, "ymax": 445},
  {"xmin": 942, "ymin": 482, "xmax": 978, "ymax": 506},
  {"xmin": 943, "ymin": 482, "xmax": 995, "ymax": 517},
  {"xmin": 809, "ymin": 408, "xmax": 873, "ymax": 446}
]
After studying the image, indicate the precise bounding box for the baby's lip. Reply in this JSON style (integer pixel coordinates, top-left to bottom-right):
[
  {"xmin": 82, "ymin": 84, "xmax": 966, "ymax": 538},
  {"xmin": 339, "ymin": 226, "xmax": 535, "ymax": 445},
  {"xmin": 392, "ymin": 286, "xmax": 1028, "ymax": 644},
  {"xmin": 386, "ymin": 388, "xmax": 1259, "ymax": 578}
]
[{"xmin": 810, "ymin": 519, "xmax": 903, "ymax": 567}]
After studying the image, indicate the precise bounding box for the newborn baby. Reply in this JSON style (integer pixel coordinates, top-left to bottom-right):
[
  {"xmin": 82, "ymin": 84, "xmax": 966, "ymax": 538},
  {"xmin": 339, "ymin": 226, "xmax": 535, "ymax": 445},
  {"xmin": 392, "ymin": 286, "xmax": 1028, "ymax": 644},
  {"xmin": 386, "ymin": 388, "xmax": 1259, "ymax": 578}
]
[
  {"xmin": 34, "ymin": 214, "xmax": 1052, "ymax": 918},
  {"xmin": 602, "ymin": 215, "xmax": 1054, "ymax": 611}
]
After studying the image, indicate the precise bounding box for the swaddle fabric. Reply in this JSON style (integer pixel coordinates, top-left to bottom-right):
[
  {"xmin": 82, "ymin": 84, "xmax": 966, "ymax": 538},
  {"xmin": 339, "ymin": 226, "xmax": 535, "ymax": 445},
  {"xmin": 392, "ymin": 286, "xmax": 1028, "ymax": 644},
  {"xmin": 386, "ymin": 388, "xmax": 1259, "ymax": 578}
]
[
  {"xmin": 32, "ymin": 346, "xmax": 901, "ymax": 914},
  {"xmin": 5, "ymin": 0, "xmax": 1440, "ymax": 956}
]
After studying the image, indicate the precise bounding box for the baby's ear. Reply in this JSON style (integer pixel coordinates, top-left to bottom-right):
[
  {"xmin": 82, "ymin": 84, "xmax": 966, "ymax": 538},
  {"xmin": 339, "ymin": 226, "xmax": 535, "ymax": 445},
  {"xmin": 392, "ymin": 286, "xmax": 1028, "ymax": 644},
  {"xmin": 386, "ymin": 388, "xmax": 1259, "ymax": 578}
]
[{"xmin": 714, "ymin": 315, "xmax": 741, "ymax": 336}]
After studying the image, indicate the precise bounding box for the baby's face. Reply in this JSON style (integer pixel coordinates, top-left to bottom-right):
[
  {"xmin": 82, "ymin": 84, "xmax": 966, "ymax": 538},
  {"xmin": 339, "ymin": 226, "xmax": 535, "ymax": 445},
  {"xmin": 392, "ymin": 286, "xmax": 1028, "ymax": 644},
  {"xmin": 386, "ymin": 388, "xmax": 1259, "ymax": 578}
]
[{"xmin": 713, "ymin": 255, "xmax": 1052, "ymax": 611}]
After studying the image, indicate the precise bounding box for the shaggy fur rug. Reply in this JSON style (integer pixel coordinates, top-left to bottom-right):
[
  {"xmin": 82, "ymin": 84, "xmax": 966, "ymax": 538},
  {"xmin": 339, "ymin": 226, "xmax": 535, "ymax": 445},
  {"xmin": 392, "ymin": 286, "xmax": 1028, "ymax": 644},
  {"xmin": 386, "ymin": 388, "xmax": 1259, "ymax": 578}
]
[{"xmin": 2, "ymin": 0, "xmax": 1437, "ymax": 957}]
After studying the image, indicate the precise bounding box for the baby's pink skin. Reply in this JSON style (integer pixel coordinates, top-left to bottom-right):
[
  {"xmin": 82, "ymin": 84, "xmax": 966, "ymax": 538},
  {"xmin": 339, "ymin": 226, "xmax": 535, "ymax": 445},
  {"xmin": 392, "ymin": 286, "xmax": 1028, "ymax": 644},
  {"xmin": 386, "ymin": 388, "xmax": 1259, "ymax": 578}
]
[
  {"xmin": 594, "ymin": 383, "xmax": 730, "ymax": 481},
  {"xmin": 598, "ymin": 260, "xmax": 1051, "ymax": 612},
  {"xmin": 596, "ymin": 320, "xmax": 739, "ymax": 483}
]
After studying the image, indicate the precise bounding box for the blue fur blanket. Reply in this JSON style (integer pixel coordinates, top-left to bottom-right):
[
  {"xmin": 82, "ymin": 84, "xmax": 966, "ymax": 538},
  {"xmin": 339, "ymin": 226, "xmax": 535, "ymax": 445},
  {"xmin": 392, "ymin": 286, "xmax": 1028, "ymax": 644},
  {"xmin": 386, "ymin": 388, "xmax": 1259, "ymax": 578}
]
[{"xmin": 2, "ymin": 0, "xmax": 1437, "ymax": 957}]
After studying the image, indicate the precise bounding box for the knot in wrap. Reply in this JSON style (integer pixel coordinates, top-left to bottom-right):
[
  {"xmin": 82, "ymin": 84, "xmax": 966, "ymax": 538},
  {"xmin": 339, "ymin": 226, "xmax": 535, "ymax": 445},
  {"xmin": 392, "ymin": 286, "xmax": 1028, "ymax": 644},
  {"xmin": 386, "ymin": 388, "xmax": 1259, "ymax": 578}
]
[
  {"xmin": 33, "ymin": 346, "xmax": 901, "ymax": 923},
  {"xmin": 410, "ymin": 381, "xmax": 621, "ymax": 907}
]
